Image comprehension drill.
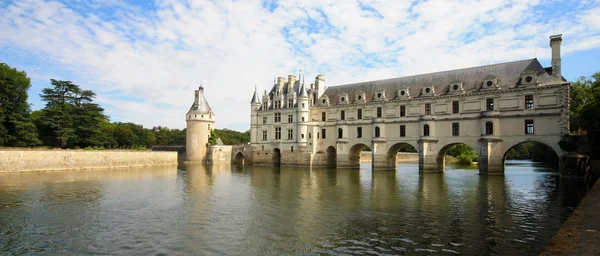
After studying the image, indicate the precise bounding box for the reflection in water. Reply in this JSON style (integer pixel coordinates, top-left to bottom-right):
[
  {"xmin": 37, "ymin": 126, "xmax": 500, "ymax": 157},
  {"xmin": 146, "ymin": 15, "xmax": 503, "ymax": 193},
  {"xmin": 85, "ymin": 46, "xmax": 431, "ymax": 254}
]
[{"xmin": 0, "ymin": 161, "xmax": 581, "ymax": 255}]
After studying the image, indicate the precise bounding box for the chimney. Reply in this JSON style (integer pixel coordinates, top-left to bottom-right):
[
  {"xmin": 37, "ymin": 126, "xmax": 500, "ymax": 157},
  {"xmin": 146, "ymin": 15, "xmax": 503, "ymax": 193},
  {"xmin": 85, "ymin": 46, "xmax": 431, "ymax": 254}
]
[
  {"xmin": 288, "ymin": 75, "xmax": 296, "ymax": 91},
  {"xmin": 550, "ymin": 34, "xmax": 562, "ymax": 79},
  {"xmin": 277, "ymin": 77, "xmax": 286, "ymax": 87}
]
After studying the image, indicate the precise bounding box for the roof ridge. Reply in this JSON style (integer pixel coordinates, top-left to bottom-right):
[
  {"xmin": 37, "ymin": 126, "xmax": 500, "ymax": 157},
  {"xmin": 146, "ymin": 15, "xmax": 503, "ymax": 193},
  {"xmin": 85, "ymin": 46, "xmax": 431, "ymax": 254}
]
[{"xmin": 329, "ymin": 58, "xmax": 538, "ymax": 88}]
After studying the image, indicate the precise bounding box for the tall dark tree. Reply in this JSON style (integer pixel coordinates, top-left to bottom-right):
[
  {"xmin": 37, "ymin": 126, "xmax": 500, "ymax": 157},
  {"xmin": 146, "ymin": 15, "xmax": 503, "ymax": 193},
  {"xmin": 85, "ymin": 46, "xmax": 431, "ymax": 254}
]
[
  {"xmin": 38, "ymin": 79, "xmax": 106, "ymax": 148},
  {"xmin": 0, "ymin": 63, "xmax": 41, "ymax": 146}
]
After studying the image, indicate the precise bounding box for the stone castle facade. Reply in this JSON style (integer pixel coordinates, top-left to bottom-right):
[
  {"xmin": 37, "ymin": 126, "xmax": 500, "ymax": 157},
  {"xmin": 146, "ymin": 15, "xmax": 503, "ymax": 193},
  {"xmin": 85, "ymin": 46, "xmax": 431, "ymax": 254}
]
[{"xmin": 249, "ymin": 34, "xmax": 569, "ymax": 174}]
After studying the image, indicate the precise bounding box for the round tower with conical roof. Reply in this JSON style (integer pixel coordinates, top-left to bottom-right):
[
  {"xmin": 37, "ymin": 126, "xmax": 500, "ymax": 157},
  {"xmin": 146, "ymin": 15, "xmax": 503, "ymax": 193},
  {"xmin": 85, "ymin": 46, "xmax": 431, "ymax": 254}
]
[{"xmin": 186, "ymin": 85, "xmax": 215, "ymax": 163}]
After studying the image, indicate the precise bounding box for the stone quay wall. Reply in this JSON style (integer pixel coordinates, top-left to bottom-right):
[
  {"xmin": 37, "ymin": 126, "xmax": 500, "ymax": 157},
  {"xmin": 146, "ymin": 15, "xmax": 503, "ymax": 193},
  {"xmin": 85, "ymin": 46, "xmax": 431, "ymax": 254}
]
[
  {"xmin": 360, "ymin": 152, "xmax": 419, "ymax": 163},
  {"xmin": 0, "ymin": 150, "xmax": 178, "ymax": 172}
]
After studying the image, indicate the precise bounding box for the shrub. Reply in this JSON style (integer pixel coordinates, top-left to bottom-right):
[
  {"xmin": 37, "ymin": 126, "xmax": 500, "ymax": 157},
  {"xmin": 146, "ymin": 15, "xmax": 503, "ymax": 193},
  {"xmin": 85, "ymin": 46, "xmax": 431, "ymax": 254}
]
[
  {"xmin": 136, "ymin": 146, "xmax": 146, "ymax": 151},
  {"xmin": 98, "ymin": 146, "xmax": 105, "ymax": 150},
  {"xmin": 456, "ymin": 155, "xmax": 474, "ymax": 165},
  {"xmin": 84, "ymin": 146, "xmax": 93, "ymax": 150},
  {"xmin": 558, "ymin": 134, "xmax": 578, "ymax": 152},
  {"xmin": 74, "ymin": 146, "xmax": 80, "ymax": 150}
]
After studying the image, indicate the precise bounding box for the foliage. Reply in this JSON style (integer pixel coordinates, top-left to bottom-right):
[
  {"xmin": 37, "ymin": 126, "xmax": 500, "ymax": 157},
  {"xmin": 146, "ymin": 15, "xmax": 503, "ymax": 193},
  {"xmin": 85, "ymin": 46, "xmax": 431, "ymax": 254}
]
[
  {"xmin": 207, "ymin": 129, "xmax": 218, "ymax": 146},
  {"xmin": 0, "ymin": 63, "xmax": 41, "ymax": 146},
  {"xmin": 570, "ymin": 72, "xmax": 600, "ymax": 133},
  {"xmin": 558, "ymin": 134, "xmax": 579, "ymax": 152},
  {"xmin": 36, "ymin": 79, "xmax": 106, "ymax": 148},
  {"xmin": 397, "ymin": 143, "xmax": 417, "ymax": 152},
  {"xmin": 212, "ymin": 128, "xmax": 250, "ymax": 145},
  {"xmin": 505, "ymin": 142, "xmax": 558, "ymax": 166},
  {"xmin": 446, "ymin": 144, "xmax": 478, "ymax": 164}
]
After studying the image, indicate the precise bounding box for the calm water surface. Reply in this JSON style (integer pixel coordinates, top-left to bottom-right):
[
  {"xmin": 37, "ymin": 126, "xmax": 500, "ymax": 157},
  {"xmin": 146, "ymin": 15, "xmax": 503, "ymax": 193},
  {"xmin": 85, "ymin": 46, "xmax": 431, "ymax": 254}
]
[{"xmin": 0, "ymin": 161, "xmax": 581, "ymax": 255}]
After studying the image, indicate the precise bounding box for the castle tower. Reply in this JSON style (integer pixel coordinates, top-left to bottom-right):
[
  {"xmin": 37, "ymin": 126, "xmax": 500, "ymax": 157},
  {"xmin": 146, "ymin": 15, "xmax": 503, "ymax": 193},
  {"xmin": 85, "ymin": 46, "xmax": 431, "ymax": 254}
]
[
  {"xmin": 186, "ymin": 85, "xmax": 215, "ymax": 163},
  {"xmin": 250, "ymin": 86, "xmax": 261, "ymax": 145},
  {"xmin": 297, "ymin": 81, "xmax": 309, "ymax": 150}
]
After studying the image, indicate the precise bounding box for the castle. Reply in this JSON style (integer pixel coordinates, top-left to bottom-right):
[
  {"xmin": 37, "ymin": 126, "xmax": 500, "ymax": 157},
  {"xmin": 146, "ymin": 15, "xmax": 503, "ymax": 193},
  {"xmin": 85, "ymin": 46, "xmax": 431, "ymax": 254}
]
[{"xmin": 247, "ymin": 34, "xmax": 569, "ymax": 174}]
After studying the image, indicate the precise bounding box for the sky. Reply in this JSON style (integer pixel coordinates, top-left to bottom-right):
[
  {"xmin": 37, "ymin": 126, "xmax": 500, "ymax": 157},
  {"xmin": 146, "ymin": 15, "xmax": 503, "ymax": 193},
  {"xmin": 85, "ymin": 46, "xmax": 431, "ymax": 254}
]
[{"xmin": 1, "ymin": 0, "xmax": 599, "ymax": 131}]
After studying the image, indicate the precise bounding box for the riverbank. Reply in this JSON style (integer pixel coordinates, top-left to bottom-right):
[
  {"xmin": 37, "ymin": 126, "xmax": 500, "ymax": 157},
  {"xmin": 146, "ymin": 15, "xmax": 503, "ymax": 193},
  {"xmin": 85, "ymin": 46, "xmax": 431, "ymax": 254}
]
[
  {"xmin": 541, "ymin": 179, "xmax": 600, "ymax": 255},
  {"xmin": 0, "ymin": 150, "xmax": 178, "ymax": 172}
]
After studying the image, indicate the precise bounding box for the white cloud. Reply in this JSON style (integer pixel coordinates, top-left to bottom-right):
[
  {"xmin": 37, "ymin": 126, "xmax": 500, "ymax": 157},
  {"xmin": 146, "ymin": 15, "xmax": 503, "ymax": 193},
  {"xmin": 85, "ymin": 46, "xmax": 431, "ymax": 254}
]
[{"xmin": 0, "ymin": 0, "xmax": 599, "ymax": 131}]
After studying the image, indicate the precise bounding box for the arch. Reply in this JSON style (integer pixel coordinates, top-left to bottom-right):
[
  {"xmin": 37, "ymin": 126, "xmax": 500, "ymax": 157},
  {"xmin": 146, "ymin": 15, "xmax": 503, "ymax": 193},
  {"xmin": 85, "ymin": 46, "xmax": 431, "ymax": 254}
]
[
  {"xmin": 326, "ymin": 146, "xmax": 337, "ymax": 168},
  {"xmin": 233, "ymin": 151, "xmax": 244, "ymax": 165},
  {"xmin": 386, "ymin": 142, "xmax": 418, "ymax": 168},
  {"xmin": 502, "ymin": 140, "xmax": 559, "ymax": 169},
  {"xmin": 272, "ymin": 148, "xmax": 281, "ymax": 167},
  {"xmin": 485, "ymin": 121, "xmax": 494, "ymax": 135},
  {"xmin": 348, "ymin": 143, "xmax": 372, "ymax": 168},
  {"xmin": 436, "ymin": 142, "xmax": 478, "ymax": 171}
]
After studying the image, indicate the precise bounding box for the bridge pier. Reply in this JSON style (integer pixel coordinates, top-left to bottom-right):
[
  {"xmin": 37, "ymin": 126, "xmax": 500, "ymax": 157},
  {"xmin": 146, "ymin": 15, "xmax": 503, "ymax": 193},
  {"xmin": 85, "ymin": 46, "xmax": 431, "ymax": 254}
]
[
  {"xmin": 478, "ymin": 138, "xmax": 505, "ymax": 175},
  {"xmin": 418, "ymin": 138, "xmax": 442, "ymax": 173}
]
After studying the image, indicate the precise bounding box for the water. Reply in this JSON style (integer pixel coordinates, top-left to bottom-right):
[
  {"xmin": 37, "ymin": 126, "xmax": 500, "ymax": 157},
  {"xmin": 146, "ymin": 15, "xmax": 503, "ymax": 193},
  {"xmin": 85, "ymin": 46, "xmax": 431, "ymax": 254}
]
[{"xmin": 0, "ymin": 160, "xmax": 581, "ymax": 255}]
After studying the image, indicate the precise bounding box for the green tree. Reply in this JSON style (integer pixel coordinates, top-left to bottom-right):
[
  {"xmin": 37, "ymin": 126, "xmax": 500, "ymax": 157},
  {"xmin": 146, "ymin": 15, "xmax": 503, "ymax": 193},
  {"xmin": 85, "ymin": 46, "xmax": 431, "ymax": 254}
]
[
  {"xmin": 0, "ymin": 63, "xmax": 41, "ymax": 146},
  {"xmin": 113, "ymin": 124, "xmax": 136, "ymax": 148},
  {"xmin": 37, "ymin": 79, "xmax": 106, "ymax": 148}
]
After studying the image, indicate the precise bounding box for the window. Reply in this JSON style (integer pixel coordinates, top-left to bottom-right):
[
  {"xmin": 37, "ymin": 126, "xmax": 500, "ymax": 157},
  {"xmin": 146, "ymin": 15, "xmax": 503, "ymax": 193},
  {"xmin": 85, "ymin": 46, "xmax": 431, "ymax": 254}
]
[
  {"xmin": 338, "ymin": 128, "xmax": 343, "ymax": 138},
  {"xmin": 288, "ymin": 129, "xmax": 293, "ymax": 140},
  {"xmin": 274, "ymin": 101, "xmax": 281, "ymax": 109},
  {"xmin": 275, "ymin": 127, "xmax": 281, "ymax": 140},
  {"xmin": 377, "ymin": 107, "xmax": 382, "ymax": 118},
  {"xmin": 423, "ymin": 124, "xmax": 430, "ymax": 136},
  {"xmin": 525, "ymin": 120, "xmax": 534, "ymax": 134},
  {"xmin": 425, "ymin": 103, "xmax": 431, "ymax": 115},
  {"xmin": 340, "ymin": 110, "xmax": 345, "ymax": 120},
  {"xmin": 288, "ymin": 99, "xmax": 294, "ymax": 107},
  {"xmin": 301, "ymin": 134, "xmax": 304, "ymax": 139},
  {"xmin": 321, "ymin": 112, "xmax": 326, "ymax": 121},
  {"xmin": 274, "ymin": 113, "xmax": 281, "ymax": 122},
  {"xmin": 262, "ymin": 130, "xmax": 267, "ymax": 141},
  {"xmin": 357, "ymin": 109, "xmax": 362, "ymax": 119},
  {"xmin": 400, "ymin": 106, "xmax": 406, "ymax": 117},
  {"xmin": 321, "ymin": 129, "xmax": 326, "ymax": 139},
  {"xmin": 262, "ymin": 117, "xmax": 267, "ymax": 124},
  {"xmin": 452, "ymin": 123, "xmax": 459, "ymax": 136},
  {"xmin": 452, "ymin": 101, "xmax": 459, "ymax": 114},
  {"xmin": 375, "ymin": 127, "xmax": 381, "ymax": 137},
  {"xmin": 302, "ymin": 103, "xmax": 305, "ymax": 108},
  {"xmin": 486, "ymin": 98, "xmax": 494, "ymax": 111},
  {"xmin": 309, "ymin": 133, "xmax": 311, "ymax": 139},
  {"xmin": 302, "ymin": 117, "xmax": 305, "ymax": 122},
  {"xmin": 262, "ymin": 145, "xmax": 264, "ymax": 151},
  {"xmin": 400, "ymin": 125, "xmax": 406, "ymax": 137},
  {"xmin": 357, "ymin": 127, "xmax": 362, "ymax": 138},
  {"xmin": 291, "ymin": 146, "xmax": 294, "ymax": 152},
  {"xmin": 288, "ymin": 115, "xmax": 293, "ymax": 123},
  {"xmin": 485, "ymin": 121, "xmax": 493, "ymax": 135},
  {"xmin": 525, "ymin": 95, "xmax": 534, "ymax": 109}
]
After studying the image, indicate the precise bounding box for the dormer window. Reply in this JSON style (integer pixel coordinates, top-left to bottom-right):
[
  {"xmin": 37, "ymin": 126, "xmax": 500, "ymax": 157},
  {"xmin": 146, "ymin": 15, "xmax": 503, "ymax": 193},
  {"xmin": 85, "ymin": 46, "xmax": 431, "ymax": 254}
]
[
  {"xmin": 421, "ymin": 86, "xmax": 435, "ymax": 97},
  {"xmin": 481, "ymin": 75, "xmax": 499, "ymax": 91},
  {"xmin": 374, "ymin": 91, "xmax": 386, "ymax": 101},
  {"xmin": 355, "ymin": 91, "xmax": 366, "ymax": 104},
  {"xmin": 520, "ymin": 70, "xmax": 538, "ymax": 86},
  {"xmin": 338, "ymin": 93, "xmax": 349, "ymax": 104},
  {"xmin": 320, "ymin": 96, "xmax": 330, "ymax": 106},
  {"xmin": 397, "ymin": 88, "xmax": 410, "ymax": 100},
  {"xmin": 448, "ymin": 81, "xmax": 464, "ymax": 94}
]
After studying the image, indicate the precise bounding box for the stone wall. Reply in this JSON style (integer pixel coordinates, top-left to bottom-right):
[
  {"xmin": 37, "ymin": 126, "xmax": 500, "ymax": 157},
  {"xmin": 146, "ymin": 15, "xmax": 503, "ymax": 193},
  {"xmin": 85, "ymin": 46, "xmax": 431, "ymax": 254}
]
[
  {"xmin": 206, "ymin": 145, "xmax": 233, "ymax": 163},
  {"xmin": 360, "ymin": 152, "xmax": 418, "ymax": 162},
  {"xmin": 0, "ymin": 150, "xmax": 177, "ymax": 172}
]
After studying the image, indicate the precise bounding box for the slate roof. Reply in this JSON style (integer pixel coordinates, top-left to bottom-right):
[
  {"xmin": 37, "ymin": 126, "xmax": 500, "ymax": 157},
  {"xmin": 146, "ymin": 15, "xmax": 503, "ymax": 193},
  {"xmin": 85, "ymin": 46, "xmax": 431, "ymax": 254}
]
[
  {"xmin": 251, "ymin": 87, "xmax": 260, "ymax": 103},
  {"xmin": 318, "ymin": 58, "xmax": 564, "ymax": 106},
  {"xmin": 188, "ymin": 87, "xmax": 213, "ymax": 114}
]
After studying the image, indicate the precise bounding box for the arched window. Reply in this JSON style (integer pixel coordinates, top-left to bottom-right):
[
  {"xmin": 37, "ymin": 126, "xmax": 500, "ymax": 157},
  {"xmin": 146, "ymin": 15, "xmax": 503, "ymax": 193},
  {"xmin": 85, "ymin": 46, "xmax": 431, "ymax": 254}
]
[
  {"xmin": 423, "ymin": 124, "xmax": 430, "ymax": 136},
  {"xmin": 485, "ymin": 121, "xmax": 494, "ymax": 135},
  {"xmin": 338, "ymin": 128, "xmax": 343, "ymax": 139},
  {"xmin": 375, "ymin": 127, "xmax": 381, "ymax": 138}
]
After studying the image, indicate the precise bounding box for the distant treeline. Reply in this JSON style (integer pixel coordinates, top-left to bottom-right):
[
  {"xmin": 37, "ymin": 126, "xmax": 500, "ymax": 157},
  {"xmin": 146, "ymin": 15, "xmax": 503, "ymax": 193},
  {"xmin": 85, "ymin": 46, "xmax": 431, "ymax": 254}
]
[{"xmin": 0, "ymin": 63, "xmax": 248, "ymax": 150}]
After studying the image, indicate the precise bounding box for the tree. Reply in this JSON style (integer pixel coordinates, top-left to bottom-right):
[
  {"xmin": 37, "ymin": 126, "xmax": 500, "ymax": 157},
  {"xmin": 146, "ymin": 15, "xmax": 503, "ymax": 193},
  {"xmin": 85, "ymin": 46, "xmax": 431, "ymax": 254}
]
[
  {"xmin": 37, "ymin": 79, "xmax": 106, "ymax": 148},
  {"xmin": 570, "ymin": 73, "xmax": 600, "ymax": 133},
  {"xmin": 0, "ymin": 63, "xmax": 41, "ymax": 146}
]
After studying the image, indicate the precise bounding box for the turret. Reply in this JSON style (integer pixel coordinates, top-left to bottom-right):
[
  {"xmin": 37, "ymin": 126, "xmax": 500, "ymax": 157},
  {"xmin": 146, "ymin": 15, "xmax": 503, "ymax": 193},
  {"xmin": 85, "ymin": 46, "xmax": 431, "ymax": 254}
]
[
  {"xmin": 186, "ymin": 85, "xmax": 215, "ymax": 163},
  {"xmin": 250, "ymin": 86, "xmax": 261, "ymax": 144},
  {"xmin": 297, "ymin": 81, "xmax": 309, "ymax": 148}
]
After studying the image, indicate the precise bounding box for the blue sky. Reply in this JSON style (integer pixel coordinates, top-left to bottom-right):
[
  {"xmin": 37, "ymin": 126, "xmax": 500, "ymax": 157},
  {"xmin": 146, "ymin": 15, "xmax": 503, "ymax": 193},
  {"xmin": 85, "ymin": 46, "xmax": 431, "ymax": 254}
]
[{"xmin": 1, "ymin": 0, "xmax": 599, "ymax": 131}]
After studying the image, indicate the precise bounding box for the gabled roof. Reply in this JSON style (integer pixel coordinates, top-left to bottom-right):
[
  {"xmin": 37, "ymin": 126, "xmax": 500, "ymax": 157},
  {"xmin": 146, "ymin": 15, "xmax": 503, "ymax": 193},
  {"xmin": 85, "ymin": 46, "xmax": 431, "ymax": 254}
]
[{"xmin": 318, "ymin": 58, "xmax": 565, "ymax": 106}]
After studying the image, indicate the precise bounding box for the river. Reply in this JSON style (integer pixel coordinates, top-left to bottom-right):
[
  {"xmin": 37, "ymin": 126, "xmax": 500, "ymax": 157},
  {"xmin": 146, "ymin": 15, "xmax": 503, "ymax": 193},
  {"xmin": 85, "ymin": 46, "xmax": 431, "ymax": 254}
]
[{"xmin": 0, "ymin": 160, "xmax": 581, "ymax": 255}]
